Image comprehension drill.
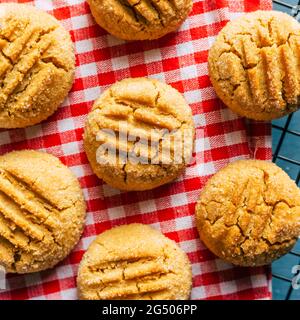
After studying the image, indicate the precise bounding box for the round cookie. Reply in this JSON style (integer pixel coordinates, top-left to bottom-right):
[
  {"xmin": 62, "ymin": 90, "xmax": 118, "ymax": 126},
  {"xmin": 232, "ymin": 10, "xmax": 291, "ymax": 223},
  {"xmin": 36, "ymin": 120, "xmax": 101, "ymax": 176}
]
[
  {"xmin": 195, "ymin": 160, "xmax": 300, "ymax": 267},
  {"xmin": 77, "ymin": 223, "xmax": 192, "ymax": 300},
  {"xmin": 87, "ymin": 0, "xmax": 193, "ymax": 41},
  {"xmin": 0, "ymin": 3, "xmax": 75, "ymax": 128},
  {"xmin": 208, "ymin": 10, "xmax": 300, "ymax": 120},
  {"xmin": 84, "ymin": 77, "xmax": 195, "ymax": 191},
  {"xmin": 0, "ymin": 150, "xmax": 86, "ymax": 273}
]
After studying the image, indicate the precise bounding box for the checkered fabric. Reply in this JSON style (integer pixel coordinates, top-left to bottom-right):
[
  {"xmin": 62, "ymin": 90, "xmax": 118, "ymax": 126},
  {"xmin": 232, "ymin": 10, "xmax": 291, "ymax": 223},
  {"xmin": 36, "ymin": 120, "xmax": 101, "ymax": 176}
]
[{"xmin": 0, "ymin": 0, "xmax": 272, "ymax": 300}]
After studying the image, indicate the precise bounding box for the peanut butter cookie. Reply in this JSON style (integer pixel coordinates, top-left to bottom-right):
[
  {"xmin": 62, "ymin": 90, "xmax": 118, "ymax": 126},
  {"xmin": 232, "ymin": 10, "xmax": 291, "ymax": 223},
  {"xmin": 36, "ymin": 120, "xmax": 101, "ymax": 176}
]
[
  {"xmin": 0, "ymin": 3, "xmax": 75, "ymax": 128},
  {"xmin": 195, "ymin": 160, "xmax": 300, "ymax": 266},
  {"xmin": 84, "ymin": 77, "xmax": 195, "ymax": 191},
  {"xmin": 77, "ymin": 223, "xmax": 192, "ymax": 300},
  {"xmin": 0, "ymin": 150, "xmax": 86, "ymax": 273},
  {"xmin": 87, "ymin": 0, "xmax": 193, "ymax": 40},
  {"xmin": 208, "ymin": 10, "xmax": 300, "ymax": 120}
]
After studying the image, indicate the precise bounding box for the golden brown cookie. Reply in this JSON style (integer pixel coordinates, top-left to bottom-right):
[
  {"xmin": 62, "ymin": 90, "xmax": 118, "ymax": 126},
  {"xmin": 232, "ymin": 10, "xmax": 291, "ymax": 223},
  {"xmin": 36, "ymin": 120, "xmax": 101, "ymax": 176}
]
[
  {"xmin": 208, "ymin": 10, "xmax": 300, "ymax": 120},
  {"xmin": 0, "ymin": 150, "xmax": 86, "ymax": 274},
  {"xmin": 77, "ymin": 223, "xmax": 192, "ymax": 300},
  {"xmin": 84, "ymin": 77, "xmax": 195, "ymax": 191},
  {"xmin": 195, "ymin": 160, "xmax": 300, "ymax": 267},
  {"xmin": 0, "ymin": 3, "xmax": 75, "ymax": 128},
  {"xmin": 87, "ymin": 0, "xmax": 193, "ymax": 40}
]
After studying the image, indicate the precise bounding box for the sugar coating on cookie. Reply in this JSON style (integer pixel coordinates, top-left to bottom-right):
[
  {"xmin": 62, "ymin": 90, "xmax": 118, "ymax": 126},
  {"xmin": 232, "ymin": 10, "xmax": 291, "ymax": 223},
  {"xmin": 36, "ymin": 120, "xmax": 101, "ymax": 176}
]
[
  {"xmin": 84, "ymin": 77, "xmax": 195, "ymax": 191},
  {"xmin": 208, "ymin": 10, "xmax": 300, "ymax": 120},
  {"xmin": 0, "ymin": 150, "xmax": 86, "ymax": 273},
  {"xmin": 195, "ymin": 160, "xmax": 300, "ymax": 266},
  {"xmin": 0, "ymin": 3, "xmax": 75, "ymax": 128},
  {"xmin": 77, "ymin": 223, "xmax": 192, "ymax": 300},
  {"xmin": 87, "ymin": 0, "xmax": 193, "ymax": 40}
]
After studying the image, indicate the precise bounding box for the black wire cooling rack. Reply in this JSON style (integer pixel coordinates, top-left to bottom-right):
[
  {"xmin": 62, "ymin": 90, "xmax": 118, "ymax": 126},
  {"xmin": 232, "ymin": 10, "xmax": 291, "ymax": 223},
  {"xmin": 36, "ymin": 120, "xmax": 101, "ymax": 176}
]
[{"xmin": 271, "ymin": 0, "xmax": 300, "ymax": 301}]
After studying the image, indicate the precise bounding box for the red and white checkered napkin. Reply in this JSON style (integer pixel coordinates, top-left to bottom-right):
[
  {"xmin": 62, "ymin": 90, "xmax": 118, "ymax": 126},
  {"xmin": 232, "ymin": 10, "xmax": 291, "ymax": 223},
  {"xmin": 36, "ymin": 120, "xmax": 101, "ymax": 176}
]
[{"xmin": 0, "ymin": 0, "xmax": 273, "ymax": 300}]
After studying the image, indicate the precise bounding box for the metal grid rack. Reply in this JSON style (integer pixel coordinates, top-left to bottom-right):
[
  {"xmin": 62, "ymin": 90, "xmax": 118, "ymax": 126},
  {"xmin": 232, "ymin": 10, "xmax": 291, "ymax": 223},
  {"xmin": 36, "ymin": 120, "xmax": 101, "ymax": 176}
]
[{"xmin": 272, "ymin": 0, "xmax": 300, "ymax": 300}]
